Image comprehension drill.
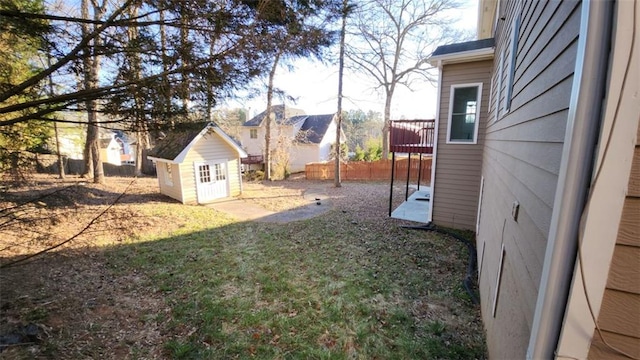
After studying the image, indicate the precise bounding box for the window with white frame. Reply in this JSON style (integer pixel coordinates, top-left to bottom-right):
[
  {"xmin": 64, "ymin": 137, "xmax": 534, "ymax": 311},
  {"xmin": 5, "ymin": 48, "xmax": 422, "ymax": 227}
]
[
  {"xmin": 250, "ymin": 129, "xmax": 258, "ymax": 139},
  {"xmin": 198, "ymin": 164, "xmax": 211, "ymax": 183},
  {"xmin": 213, "ymin": 163, "xmax": 226, "ymax": 181},
  {"xmin": 164, "ymin": 162, "xmax": 173, "ymax": 186},
  {"xmin": 447, "ymin": 84, "xmax": 482, "ymax": 144}
]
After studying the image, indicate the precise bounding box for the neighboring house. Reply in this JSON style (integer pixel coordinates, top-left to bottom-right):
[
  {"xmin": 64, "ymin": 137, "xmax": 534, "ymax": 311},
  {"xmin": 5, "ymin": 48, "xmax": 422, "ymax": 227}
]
[
  {"xmin": 240, "ymin": 105, "xmax": 343, "ymax": 173},
  {"xmin": 425, "ymin": 1, "xmax": 639, "ymax": 359},
  {"xmin": 98, "ymin": 131, "xmax": 138, "ymax": 166},
  {"xmin": 99, "ymin": 135, "xmax": 122, "ymax": 166},
  {"xmin": 112, "ymin": 130, "xmax": 137, "ymax": 164},
  {"xmin": 288, "ymin": 114, "xmax": 344, "ymax": 172},
  {"xmin": 147, "ymin": 122, "xmax": 247, "ymax": 204}
]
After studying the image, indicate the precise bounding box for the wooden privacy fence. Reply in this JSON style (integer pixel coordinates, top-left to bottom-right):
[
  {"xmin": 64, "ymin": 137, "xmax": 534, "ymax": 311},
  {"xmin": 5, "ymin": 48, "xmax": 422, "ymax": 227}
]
[{"xmin": 305, "ymin": 157, "xmax": 432, "ymax": 184}]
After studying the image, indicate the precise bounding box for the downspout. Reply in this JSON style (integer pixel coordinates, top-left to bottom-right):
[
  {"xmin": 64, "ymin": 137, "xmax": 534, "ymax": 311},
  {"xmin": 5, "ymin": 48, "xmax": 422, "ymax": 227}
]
[
  {"xmin": 526, "ymin": 1, "xmax": 613, "ymax": 359},
  {"xmin": 427, "ymin": 60, "xmax": 443, "ymax": 223}
]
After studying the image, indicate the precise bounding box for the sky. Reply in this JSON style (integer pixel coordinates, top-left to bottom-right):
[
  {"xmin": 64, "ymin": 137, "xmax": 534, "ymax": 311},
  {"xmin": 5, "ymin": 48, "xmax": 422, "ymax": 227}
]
[{"xmin": 224, "ymin": 0, "xmax": 480, "ymax": 120}]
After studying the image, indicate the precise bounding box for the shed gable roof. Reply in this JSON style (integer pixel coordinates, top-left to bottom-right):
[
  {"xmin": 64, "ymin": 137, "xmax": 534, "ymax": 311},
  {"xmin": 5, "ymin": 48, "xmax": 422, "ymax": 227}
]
[{"xmin": 147, "ymin": 122, "xmax": 247, "ymax": 163}]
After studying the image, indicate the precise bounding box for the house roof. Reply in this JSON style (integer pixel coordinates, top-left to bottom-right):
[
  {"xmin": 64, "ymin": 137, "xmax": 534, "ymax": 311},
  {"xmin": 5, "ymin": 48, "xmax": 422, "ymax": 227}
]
[
  {"xmin": 98, "ymin": 138, "xmax": 115, "ymax": 149},
  {"xmin": 428, "ymin": 38, "xmax": 495, "ymax": 65},
  {"xmin": 298, "ymin": 114, "xmax": 335, "ymax": 144},
  {"xmin": 147, "ymin": 122, "xmax": 247, "ymax": 163},
  {"xmin": 243, "ymin": 104, "xmax": 306, "ymax": 127}
]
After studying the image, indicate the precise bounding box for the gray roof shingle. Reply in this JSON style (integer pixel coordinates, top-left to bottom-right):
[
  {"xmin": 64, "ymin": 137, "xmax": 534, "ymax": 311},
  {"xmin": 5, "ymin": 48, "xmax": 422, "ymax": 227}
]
[
  {"xmin": 147, "ymin": 122, "xmax": 210, "ymax": 161},
  {"xmin": 431, "ymin": 38, "xmax": 495, "ymax": 57},
  {"xmin": 298, "ymin": 114, "xmax": 335, "ymax": 144},
  {"xmin": 243, "ymin": 104, "xmax": 306, "ymax": 126}
]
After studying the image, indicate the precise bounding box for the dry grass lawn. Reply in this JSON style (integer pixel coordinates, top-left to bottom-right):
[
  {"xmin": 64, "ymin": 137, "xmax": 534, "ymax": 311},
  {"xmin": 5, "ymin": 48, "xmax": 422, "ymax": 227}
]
[{"xmin": 0, "ymin": 174, "xmax": 485, "ymax": 359}]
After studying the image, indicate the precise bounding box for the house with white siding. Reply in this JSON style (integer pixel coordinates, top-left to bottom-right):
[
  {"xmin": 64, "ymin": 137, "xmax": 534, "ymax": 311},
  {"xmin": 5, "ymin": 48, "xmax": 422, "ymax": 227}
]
[
  {"xmin": 98, "ymin": 135, "xmax": 122, "ymax": 166},
  {"xmin": 425, "ymin": 0, "xmax": 639, "ymax": 358},
  {"xmin": 147, "ymin": 122, "xmax": 247, "ymax": 204},
  {"xmin": 240, "ymin": 105, "xmax": 343, "ymax": 173}
]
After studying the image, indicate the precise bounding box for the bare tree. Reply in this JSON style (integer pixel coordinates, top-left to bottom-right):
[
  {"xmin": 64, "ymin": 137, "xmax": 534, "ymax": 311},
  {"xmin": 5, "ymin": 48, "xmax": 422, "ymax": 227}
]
[
  {"xmin": 260, "ymin": 1, "xmax": 339, "ymax": 181},
  {"xmin": 345, "ymin": 0, "xmax": 464, "ymax": 159},
  {"xmin": 334, "ymin": 0, "xmax": 353, "ymax": 187},
  {"xmin": 263, "ymin": 48, "xmax": 282, "ymax": 181}
]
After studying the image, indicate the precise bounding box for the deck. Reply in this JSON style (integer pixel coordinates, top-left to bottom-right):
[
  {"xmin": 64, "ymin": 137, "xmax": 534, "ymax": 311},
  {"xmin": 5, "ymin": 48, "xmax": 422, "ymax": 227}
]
[{"xmin": 389, "ymin": 119, "xmax": 435, "ymax": 154}]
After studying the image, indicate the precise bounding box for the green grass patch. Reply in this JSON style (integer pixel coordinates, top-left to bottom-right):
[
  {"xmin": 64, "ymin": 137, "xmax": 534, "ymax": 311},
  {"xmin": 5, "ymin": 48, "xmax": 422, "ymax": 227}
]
[{"xmin": 105, "ymin": 208, "xmax": 486, "ymax": 359}]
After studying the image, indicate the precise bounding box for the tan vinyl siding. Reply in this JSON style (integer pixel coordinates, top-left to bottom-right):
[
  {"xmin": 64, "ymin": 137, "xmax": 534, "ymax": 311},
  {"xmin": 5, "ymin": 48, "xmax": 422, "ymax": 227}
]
[
  {"xmin": 476, "ymin": 1, "xmax": 581, "ymax": 358},
  {"xmin": 157, "ymin": 162, "xmax": 184, "ymax": 203},
  {"xmin": 179, "ymin": 131, "xmax": 243, "ymax": 204},
  {"xmin": 588, "ymin": 126, "xmax": 640, "ymax": 359},
  {"xmin": 432, "ymin": 60, "xmax": 492, "ymax": 230}
]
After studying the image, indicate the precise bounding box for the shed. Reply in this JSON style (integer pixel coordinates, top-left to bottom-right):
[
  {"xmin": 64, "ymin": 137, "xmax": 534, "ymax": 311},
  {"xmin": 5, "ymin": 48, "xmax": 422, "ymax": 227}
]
[{"xmin": 147, "ymin": 122, "xmax": 247, "ymax": 204}]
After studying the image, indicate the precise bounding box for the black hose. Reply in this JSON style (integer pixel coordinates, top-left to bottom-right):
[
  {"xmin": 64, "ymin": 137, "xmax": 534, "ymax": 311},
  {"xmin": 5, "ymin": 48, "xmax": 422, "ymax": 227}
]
[{"xmin": 402, "ymin": 223, "xmax": 480, "ymax": 305}]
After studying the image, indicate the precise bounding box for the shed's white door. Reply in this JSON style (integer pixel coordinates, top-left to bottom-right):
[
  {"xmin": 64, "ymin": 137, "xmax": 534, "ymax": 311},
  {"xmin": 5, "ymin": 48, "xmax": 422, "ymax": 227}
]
[{"xmin": 194, "ymin": 161, "xmax": 229, "ymax": 203}]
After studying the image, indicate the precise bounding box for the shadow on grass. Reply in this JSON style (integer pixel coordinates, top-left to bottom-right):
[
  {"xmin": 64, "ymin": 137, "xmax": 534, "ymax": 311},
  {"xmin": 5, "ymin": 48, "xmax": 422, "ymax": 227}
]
[
  {"xmin": 0, "ymin": 203, "xmax": 486, "ymax": 359},
  {"xmin": 1, "ymin": 180, "xmax": 176, "ymax": 209}
]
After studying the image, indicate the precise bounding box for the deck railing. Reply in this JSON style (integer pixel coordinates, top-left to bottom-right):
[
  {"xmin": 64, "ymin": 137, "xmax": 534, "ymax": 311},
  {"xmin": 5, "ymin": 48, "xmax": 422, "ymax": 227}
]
[
  {"xmin": 241, "ymin": 155, "xmax": 264, "ymax": 164},
  {"xmin": 389, "ymin": 119, "xmax": 436, "ymax": 154}
]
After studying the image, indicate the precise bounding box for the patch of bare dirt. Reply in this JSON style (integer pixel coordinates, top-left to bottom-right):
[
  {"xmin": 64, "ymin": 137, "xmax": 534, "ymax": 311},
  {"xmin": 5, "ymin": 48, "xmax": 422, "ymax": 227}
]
[{"xmin": 0, "ymin": 175, "xmax": 176, "ymax": 358}]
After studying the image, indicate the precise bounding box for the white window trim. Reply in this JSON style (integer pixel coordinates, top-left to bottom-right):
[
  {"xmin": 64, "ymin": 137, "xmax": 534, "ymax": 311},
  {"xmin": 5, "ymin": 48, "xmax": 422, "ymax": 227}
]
[{"xmin": 446, "ymin": 83, "xmax": 483, "ymax": 145}]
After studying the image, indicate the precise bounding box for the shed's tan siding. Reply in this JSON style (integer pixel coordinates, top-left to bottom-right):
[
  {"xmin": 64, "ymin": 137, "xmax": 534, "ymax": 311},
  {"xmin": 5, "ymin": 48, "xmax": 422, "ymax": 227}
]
[
  {"xmin": 179, "ymin": 131, "xmax": 243, "ymax": 204},
  {"xmin": 157, "ymin": 162, "xmax": 183, "ymax": 203},
  {"xmin": 475, "ymin": 1, "xmax": 581, "ymax": 358},
  {"xmin": 588, "ymin": 124, "xmax": 640, "ymax": 359},
  {"xmin": 432, "ymin": 60, "xmax": 492, "ymax": 230}
]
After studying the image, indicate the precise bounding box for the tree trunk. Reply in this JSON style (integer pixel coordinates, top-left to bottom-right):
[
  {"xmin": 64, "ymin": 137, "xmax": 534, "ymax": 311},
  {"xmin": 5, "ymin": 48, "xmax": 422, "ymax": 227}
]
[
  {"xmin": 179, "ymin": 7, "xmax": 190, "ymax": 112},
  {"xmin": 47, "ymin": 53, "xmax": 65, "ymax": 179},
  {"xmin": 160, "ymin": 9, "xmax": 172, "ymax": 125},
  {"xmin": 206, "ymin": 40, "xmax": 215, "ymax": 122},
  {"xmin": 335, "ymin": 0, "xmax": 348, "ymax": 188},
  {"xmin": 81, "ymin": 0, "xmax": 105, "ymax": 184},
  {"xmin": 91, "ymin": 1, "xmax": 105, "ymax": 184},
  {"xmin": 381, "ymin": 88, "xmax": 393, "ymax": 160},
  {"xmin": 264, "ymin": 51, "xmax": 282, "ymax": 181},
  {"xmin": 80, "ymin": 0, "xmax": 93, "ymax": 178},
  {"xmin": 54, "ymin": 123, "xmax": 65, "ymax": 179},
  {"xmin": 128, "ymin": 4, "xmax": 148, "ymax": 177}
]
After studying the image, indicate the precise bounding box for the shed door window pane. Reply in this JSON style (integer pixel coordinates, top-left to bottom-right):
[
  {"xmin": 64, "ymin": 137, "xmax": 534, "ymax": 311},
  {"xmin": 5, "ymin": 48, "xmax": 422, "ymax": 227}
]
[
  {"xmin": 450, "ymin": 86, "xmax": 479, "ymax": 142},
  {"xmin": 198, "ymin": 164, "xmax": 211, "ymax": 183},
  {"xmin": 213, "ymin": 163, "xmax": 226, "ymax": 181}
]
